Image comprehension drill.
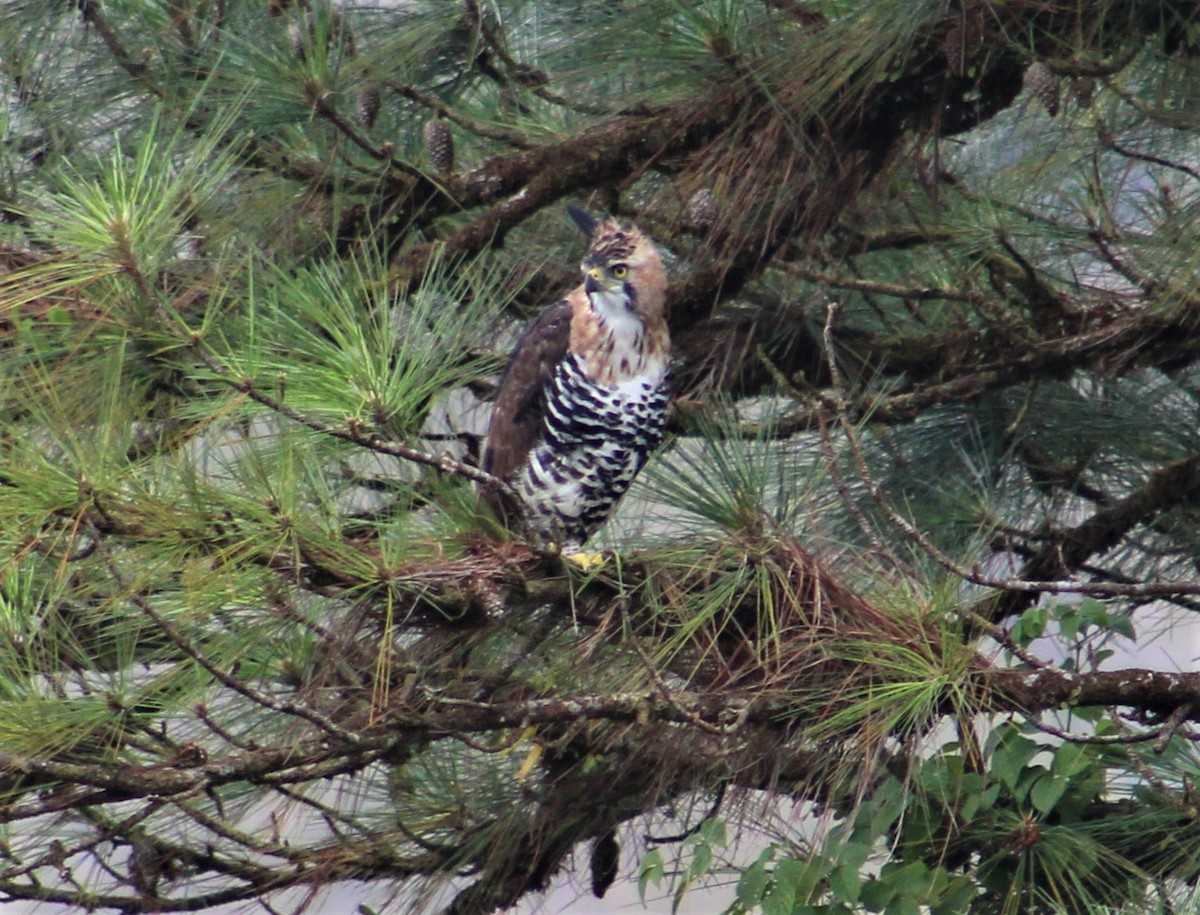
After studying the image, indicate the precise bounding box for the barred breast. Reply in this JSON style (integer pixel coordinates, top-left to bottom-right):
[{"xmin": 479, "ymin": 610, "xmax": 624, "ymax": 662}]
[{"xmin": 515, "ymin": 353, "xmax": 670, "ymax": 548}]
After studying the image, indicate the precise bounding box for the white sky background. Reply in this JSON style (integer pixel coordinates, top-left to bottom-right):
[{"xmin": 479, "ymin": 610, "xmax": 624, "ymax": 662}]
[{"xmin": 6, "ymin": 14, "xmax": 1200, "ymax": 915}]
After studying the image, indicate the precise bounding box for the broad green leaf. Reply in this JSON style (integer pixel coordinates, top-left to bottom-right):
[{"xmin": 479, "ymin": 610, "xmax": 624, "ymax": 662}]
[{"xmin": 1030, "ymin": 773, "xmax": 1068, "ymax": 814}]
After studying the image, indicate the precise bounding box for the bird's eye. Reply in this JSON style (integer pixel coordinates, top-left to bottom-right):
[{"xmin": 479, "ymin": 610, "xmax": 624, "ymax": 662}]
[{"xmin": 610, "ymin": 265, "xmax": 629, "ymax": 279}]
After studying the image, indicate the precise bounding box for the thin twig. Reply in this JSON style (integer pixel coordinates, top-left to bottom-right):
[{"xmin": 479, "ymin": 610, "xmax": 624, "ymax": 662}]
[
  {"xmin": 814, "ymin": 407, "xmax": 902, "ymax": 573},
  {"xmin": 78, "ymin": 0, "xmax": 157, "ymax": 87},
  {"xmin": 120, "ymin": 256, "xmax": 519, "ymax": 501},
  {"xmin": 310, "ymin": 91, "xmax": 404, "ymax": 163},
  {"xmin": 1100, "ymin": 133, "xmax": 1200, "ymax": 183},
  {"xmin": 775, "ymin": 261, "xmax": 983, "ymax": 304},
  {"xmin": 0, "ymin": 799, "xmax": 165, "ymax": 883},
  {"xmin": 382, "ymin": 78, "xmax": 533, "ymax": 148},
  {"xmin": 1101, "ymin": 75, "xmax": 1200, "ymax": 131},
  {"xmin": 461, "ymin": 0, "xmax": 614, "ymax": 118},
  {"xmin": 644, "ymin": 786, "xmax": 726, "ymax": 844},
  {"xmin": 195, "ymin": 704, "xmax": 260, "ymax": 751},
  {"xmin": 1030, "ymin": 713, "xmax": 1181, "ymax": 746},
  {"xmin": 178, "ymin": 793, "xmax": 324, "ymax": 860},
  {"xmin": 631, "ymin": 637, "xmax": 751, "ymax": 736},
  {"xmin": 818, "ymin": 302, "xmax": 1200, "ymax": 610},
  {"xmin": 1154, "ymin": 703, "xmax": 1195, "ymax": 754},
  {"xmin": 106, "ymin": 556, "xmax": 366, "ymax": 746}
]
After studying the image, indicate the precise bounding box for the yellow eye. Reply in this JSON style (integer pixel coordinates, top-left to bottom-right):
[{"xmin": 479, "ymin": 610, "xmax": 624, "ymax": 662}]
[{"xmin": 610, "ymin": 264, "xmax": 629, "ymax": 279}]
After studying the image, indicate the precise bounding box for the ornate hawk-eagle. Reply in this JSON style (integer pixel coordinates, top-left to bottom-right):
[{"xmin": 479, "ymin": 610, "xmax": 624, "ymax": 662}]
[{"xmin": 482, "ymin": 208, "xmax": 671, "ymax": 556}]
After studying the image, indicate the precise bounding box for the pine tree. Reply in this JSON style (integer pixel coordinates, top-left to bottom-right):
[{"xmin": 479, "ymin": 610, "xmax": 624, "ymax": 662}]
[{"xmin": 1, "ymin": 2, "xmax": 1200, "ymax": 913}]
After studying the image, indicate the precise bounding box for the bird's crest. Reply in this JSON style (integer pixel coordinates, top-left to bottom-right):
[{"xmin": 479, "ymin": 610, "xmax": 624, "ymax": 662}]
[
  {"xmin": 566, "ymin": 205, "xmax": 596, "ymax": 238},
  {"xmin": 567, "ymin": 210, "xmax": 646, "ymax": 272},
  {"xmin": 567, "ymin": 207, "xmax": 642, "ymax": 264}
]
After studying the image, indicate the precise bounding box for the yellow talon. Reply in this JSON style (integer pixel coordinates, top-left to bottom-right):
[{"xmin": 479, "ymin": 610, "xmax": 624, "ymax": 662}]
[{"xmin": 563, "ymin": 550, "xmax": 608, "ymax": 572}]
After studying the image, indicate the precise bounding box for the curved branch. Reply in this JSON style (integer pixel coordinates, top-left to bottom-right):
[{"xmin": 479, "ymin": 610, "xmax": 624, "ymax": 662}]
[{"xmin": 986, "ymin": 453, "xmax": 1200, "ymax": 619}]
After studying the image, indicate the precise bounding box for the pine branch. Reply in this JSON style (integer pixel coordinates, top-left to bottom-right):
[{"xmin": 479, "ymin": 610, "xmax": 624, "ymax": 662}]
[
  {"xmin": 820, "ymin": 302, "xmax": 1200, "ymax": 610},
  {"xmin": 115, "ymin": 254, "xmax": 519, "ymax": 501},
  {"xmin": 77, "ymin": 0, "xmax": 155, "ymax": 87},
  {"xmin": 986, "ymin": 454, "xmax": 1200, "ymax": 620},
  {"xmin": 674, "ymin": 294, "xmax": 1200, "ymax": 435},
  {"xmin": 4, "ymin": 663, "xmax": 1200, "ymax": 815},
  {"xmin": 382, "ymin": 78, "xmax": 533, "ymax": 148},
  {"xmin": 6, "ymin": 4, "xmax": 1200, "ymax": 911}
]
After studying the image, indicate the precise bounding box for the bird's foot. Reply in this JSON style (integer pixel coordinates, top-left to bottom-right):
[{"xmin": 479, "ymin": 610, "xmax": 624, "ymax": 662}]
[{"xmin": 562, "ymin": 549, "xmax": 609, "ymax": 572}]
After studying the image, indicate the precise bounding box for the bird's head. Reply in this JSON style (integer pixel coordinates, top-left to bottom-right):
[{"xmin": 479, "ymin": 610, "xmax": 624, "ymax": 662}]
[{"xmin": 568, "ymin": 207, "xmax": 667, "ymax": 326}]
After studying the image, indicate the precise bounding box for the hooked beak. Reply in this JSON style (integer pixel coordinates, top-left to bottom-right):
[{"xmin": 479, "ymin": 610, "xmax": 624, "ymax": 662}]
[{"xmin": 584, "ymin": 267, "xmax": 610, "ymax": 295}]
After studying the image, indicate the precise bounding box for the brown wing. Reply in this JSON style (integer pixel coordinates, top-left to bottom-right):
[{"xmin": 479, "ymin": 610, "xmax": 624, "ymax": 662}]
[{"xmin": 481, "ymin": 300, "xmax": 572, "ymax": 519}]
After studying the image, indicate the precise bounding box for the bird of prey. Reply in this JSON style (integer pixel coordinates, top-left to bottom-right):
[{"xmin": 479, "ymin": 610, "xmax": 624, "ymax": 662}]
[{"xmin": 482, "ymin": 208, "xmax": 671, "ymax": 561}]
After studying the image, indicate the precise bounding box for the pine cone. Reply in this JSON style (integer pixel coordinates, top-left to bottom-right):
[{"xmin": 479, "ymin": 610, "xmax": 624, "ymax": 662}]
[
  {"xmin": 423, "ymin": 119, "xmax": 454, "ymax": 176},
  {"xmin": 1023, "ymin": 61, "xmax": 1059, "ymax": 117},
  {"xmin": 685, "ymin": 187, "xmax": 717, "ymax": 230},
  {"xmin": 357, "ymin": 82, "xmax": 380, "ymax": 128},
  {"xmin": 288, "ymin": 18, "xmax": 306, "ymax": 59},
  {"xmin": 288, "ymin": 10, "xmax": 355, "ymax": 61},
  {"xmin": 942, "ymin": 20, "xmax": 966, "ymax": 76}
]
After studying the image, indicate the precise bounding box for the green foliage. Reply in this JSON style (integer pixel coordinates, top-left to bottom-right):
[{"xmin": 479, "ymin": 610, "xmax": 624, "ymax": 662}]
[
  {"xmin": 0, "ymin": 1, "xmax": 1199, "ymax": 913},
  {"xmin": 721, "ymin": 728, "xmax": 1170, "ymax": 915},
  {"xmin": 646, "ymin": 404, "xmax": 833, "ymax": 538},
  {"xmin": 216, "ymin": 249, "xmax": 502, "ymax": 437}
]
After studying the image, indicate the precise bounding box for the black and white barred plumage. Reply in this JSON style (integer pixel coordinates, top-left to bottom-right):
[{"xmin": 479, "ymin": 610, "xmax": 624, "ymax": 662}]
[
  {"xmin": 515, "ymin": 353, "xmax": 670, "ymax": 547},
  {"xmin": 483, "ymin": 209, "xmax": 671, "ymax": 553}
]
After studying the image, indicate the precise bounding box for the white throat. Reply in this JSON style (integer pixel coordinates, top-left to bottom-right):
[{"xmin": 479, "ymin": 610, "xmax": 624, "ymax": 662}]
[{"xmin": 588, "ymin": 287, "xmax": 643, "ymax": 344}]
